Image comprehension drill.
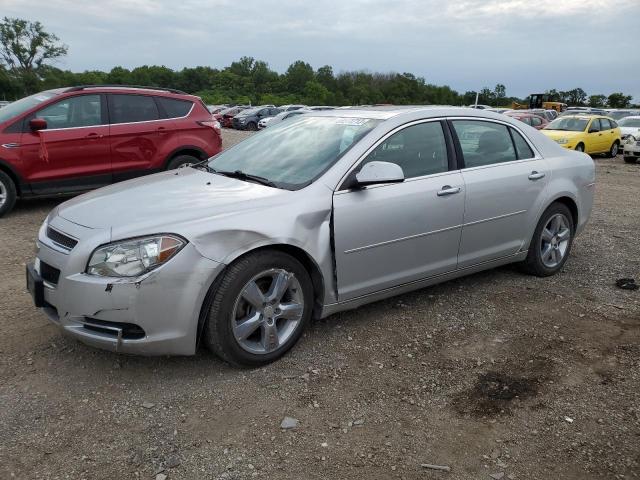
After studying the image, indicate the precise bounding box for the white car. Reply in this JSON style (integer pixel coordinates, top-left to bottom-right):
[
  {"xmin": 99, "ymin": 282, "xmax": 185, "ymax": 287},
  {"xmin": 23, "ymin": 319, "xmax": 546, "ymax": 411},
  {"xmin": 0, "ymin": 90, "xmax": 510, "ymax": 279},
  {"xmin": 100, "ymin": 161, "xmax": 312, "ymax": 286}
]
[
  {"xmin": 620, "ymin": 116, "xmax": 640, "ymax": 164},
  {"xmin": 257, "ymin": 117, "xmax": 274, "ymax": 129}
]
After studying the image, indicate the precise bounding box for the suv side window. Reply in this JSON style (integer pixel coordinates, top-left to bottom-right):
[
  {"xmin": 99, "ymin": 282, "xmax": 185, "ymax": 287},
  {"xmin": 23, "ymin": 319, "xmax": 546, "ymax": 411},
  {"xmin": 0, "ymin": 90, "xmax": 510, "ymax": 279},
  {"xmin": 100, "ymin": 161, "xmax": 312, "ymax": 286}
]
[
  {"xmin": 589, "ymin": 119, "xmax": 601, "ymax": 132},
  {"xmin": 451, "ymin": 120, "xmax": 517, "ymax": 168},
  {"xmin": 156, "ymin": 97, "xmax": 192, "ymax": 118},
  {"xmin": 361, "ymin": 121, "xmax": 449, "ymax": 179},
  {"xmin": 510, "ymin": 128, "xmax": 535, "ymax": 160},
  {"xmin": 600, "ymin": 118, "xmax": 611, "ymax": 130},
  {"xmin": 109, "ymin": 94, "xmax": 160, "ymax": 124},
  {"xmin": 531, "ymin": 116, "xmax": 542, "ymax": 127},
  {"xmin": 37, "ymin": 94, "xmax": 102, "ymax": 129}
]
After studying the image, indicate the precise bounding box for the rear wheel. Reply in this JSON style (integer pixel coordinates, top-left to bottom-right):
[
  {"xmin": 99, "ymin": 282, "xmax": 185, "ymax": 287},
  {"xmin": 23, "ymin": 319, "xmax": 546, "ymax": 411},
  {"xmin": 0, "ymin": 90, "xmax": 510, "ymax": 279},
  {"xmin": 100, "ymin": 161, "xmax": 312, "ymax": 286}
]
[
  {"xmin": 204, "ymin": 250, "xmax": 313, "ymax": 367},
  {"xmin": 167, "ymin": 154, "xmax": 199, "ymax": 170},
  {"xmin": 0, "ymin": 170, "xmax": 17, "ymax": 218},
  {"xmin": 623, "ymin": 156, "xmax": 637, "ymax": 164},
  {"xmin": 575, "ymin": 143, "xmax": 585, "ymax": 152},
  {"xmin": 607, "ymin": 141, "xmax": 619, "ymax": 158},
  {"xmin": 520, "ymin": 202, "xmax": 574, "ymax": 277}
]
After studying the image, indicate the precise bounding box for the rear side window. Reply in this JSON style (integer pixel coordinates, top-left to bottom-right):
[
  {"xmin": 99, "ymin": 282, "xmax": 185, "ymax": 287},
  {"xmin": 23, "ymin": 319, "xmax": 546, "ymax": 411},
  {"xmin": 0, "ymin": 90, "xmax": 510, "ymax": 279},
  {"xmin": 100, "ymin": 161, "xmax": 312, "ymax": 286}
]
[
  {"xmin": 611, "ymin": 120, "xmax": 618, "ymax": 128},
  {"xmin": 600, "ymin": 118, "xmax": 611, "ymax": 130},
  {"xmin": 109, "ymin": 94, "xmax": 159, "ymax": 124},
  {"xmin": 510, "ymin": 128, "xmax": 534, "ymax": 159},
  {"xmin": 452, "ymin": 120, "xmax": 517, "ymax": 168},
  {"xmin": 37, "ymin": 94, "xmax": 103, "ymax": 129},
  {"xmin": 157, "ymin": 97, "xmax": 193, "ymax": 118},
  {"xmin": 361, "ymin": 121, "xmax": 449, "ymax": 178},
  {"xmin": 531, "ymin": 116, "xmax": 542, "ymax": 127}
]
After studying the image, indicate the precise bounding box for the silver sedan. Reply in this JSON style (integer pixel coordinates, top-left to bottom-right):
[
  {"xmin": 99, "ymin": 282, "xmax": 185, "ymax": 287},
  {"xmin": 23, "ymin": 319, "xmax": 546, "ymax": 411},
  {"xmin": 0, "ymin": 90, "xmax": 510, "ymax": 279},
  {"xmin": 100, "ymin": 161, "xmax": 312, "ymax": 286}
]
[{"xmin": 27, "ymin": 107, "xmax": 595, "ymax": 366}]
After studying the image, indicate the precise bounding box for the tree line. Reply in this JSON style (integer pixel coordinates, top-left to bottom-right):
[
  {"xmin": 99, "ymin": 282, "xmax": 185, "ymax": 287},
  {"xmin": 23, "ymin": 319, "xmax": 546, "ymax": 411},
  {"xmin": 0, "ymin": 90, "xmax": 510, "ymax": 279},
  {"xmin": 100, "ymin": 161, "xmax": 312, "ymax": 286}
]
[{"xmin": 0, "ymin": 17, "xmax": 636, "ymax": 109}]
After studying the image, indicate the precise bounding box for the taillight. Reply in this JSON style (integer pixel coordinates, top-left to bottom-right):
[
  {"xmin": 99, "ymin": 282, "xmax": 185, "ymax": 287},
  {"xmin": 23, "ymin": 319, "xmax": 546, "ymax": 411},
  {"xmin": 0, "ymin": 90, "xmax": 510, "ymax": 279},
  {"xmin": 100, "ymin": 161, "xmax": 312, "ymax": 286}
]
[{"xmin": 198, "ymin": 120, "xmax": 221, "ymax": 133}]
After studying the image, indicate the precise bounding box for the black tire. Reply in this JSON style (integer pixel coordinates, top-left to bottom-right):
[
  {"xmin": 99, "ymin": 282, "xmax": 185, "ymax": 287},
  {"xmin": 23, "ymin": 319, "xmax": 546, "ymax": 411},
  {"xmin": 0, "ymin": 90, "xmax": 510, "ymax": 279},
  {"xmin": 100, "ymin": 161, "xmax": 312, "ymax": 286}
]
[
  {"xmin": 607, "ymin": 141, "xmax": 619, "ymax": 158},
  {"xmin": 623, "ymin": 156, "xmax": 637, "ymax": 164},
  {"xmin": 520, "ymin": 202, "xmax": 575, "ymax": 277},
  {"xmin": 0, "ymin": 170, "xmax": 17, "ymax": 218},
  {"xmin": 166, "ymin": 154, "xmax": 199, "ymax": 170},
  {"xmin": 575, "ymin": 143, "xmax": 585, "ymax": 152},
  {"xmin": 247, "ymin": 122, "xmax": 258, "ymax": 131},
  {"xmin": 204, "ymin": 250, "xmax": 313, "ymax": 367}
]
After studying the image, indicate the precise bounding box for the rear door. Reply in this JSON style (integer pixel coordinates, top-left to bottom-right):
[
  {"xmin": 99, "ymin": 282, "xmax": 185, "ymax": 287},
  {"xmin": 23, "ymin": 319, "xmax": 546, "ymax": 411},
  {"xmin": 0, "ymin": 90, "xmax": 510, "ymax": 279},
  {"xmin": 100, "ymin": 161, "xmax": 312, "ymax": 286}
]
[
  {"xmin": 19, "ymin": 93, "xmax": 111, "ymax": 193},
  {"xmin": 108, "ymin": 93, "xmax": 175, "ymax": 177},
  {"xmin": 599, "ymin": 118, "xmax": 616, "ymax": 152},
  {"xmin": 450, "ymin": 119, "xmax": 549, "ymax": 268}
]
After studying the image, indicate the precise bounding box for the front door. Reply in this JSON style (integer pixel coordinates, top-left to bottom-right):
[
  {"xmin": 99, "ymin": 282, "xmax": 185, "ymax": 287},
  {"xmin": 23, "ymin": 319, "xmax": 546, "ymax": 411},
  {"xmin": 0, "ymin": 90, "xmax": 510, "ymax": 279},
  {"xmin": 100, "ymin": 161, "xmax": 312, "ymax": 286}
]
[
  {"xmin": 450, "ymin": 119, "xmax": 549, "ymax": 268},
  {"xmin": 333, "ymin": 120, "xmax": 465, "ymax": 301},
  {"xmin": 20, "ymin": 94, "xmax": 111, "ymax": 193}
]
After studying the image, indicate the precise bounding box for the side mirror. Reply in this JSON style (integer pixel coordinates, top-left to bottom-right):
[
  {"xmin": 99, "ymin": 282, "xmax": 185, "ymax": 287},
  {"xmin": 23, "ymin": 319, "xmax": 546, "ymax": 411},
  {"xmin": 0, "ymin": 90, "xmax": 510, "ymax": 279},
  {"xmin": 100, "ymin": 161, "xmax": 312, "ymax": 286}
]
[
  {"xmin": 355, "ymin": 161, "xmax": 405, "ymax": 187},
  {"xmin": 29, "ymin": 118, "xmax": 47, "ymax": 131}
]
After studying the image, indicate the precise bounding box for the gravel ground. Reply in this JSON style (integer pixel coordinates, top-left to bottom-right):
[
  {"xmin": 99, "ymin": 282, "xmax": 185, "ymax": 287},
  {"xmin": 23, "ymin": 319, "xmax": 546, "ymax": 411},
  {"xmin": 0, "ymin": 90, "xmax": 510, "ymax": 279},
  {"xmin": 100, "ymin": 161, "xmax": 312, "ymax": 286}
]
[{"xmin": 0, "ymin": 130, "xmax": 638, "ymax": 480}]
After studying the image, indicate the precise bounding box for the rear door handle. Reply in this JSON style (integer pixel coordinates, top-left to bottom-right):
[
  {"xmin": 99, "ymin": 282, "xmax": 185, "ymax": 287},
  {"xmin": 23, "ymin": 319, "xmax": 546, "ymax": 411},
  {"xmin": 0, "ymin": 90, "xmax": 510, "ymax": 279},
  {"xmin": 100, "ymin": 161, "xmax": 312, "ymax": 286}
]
[
  {"xmin": 86, "ymin": 133, "xmax": 103, "ymax": 139},
  {"xmin": 528, "ymin": 171, "xmax": 546, "ymax": 180},
  {"xmin": 437, "ymin": 185, "xmax": 461, "ymax": 196},
  {"xmin": 157, "ymin": 127, "xmax": 167, "ymax": 134}
]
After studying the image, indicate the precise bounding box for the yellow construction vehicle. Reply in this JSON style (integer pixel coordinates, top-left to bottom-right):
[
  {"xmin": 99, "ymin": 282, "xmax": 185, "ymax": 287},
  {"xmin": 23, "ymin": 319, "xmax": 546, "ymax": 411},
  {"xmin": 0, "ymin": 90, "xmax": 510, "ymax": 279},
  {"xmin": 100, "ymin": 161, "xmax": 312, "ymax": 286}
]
[{"xmin": 512, "ymin": 93, "xmax": 567, "ymax": 113}]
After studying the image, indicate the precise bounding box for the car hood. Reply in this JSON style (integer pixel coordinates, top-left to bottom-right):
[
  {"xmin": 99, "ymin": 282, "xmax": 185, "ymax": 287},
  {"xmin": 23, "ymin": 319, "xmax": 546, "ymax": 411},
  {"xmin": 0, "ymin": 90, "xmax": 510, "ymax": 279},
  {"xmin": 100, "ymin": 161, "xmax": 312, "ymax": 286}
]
[
  {"xmin": 620, "ymin": 126, "xmax": 640, "ymax": 136},
  {"xmin": 57, "ymin": 168, "xmax": 290, "ymax": 233},
  {"xmin": 541, "ymin": 129, "xmax": 583, "ymax": 139}
]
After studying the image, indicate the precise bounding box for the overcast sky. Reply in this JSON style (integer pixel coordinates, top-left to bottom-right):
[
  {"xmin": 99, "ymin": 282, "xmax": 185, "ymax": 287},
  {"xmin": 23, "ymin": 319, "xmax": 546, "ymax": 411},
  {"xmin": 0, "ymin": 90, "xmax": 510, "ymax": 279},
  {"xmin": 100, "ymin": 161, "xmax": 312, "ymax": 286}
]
[{"xmin": 3, "ymin": 0, "xmax": 639, "ymax": 100}]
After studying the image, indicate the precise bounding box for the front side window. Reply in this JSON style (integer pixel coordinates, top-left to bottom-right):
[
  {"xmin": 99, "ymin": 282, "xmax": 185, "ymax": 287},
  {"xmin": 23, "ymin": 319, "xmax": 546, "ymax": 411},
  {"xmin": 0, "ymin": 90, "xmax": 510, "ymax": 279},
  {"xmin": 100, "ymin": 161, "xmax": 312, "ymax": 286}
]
[
  {"xmin": 109, "ymin": 94, "xmax": 159, "ymax": 124},
  {"xmin": 37, "ymin": 94, "xmax": 102, "ymax": 129},
  {"xmin": 360, "ymin": 121, "xmax": 449, "ymax": 178},
  {"xmin": 531, "ymin": 116, "xmax": 542, "ymax": 127},
  {"xmin": 452, "ymin": 120, "xmax": 517, "ymax": 168},
  {"xmin": 209, "ymin": 116, "xmax": 380, "ymax": 188}
]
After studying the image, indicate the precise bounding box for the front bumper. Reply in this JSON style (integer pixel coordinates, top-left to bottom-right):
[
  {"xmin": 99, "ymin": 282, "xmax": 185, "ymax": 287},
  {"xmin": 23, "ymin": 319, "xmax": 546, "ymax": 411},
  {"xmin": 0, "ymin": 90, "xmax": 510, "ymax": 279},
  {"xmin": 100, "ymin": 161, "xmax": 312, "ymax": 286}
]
[
  {"xmin": 623, "ymin": 139, "xmax": 640, "ymax": 157},
  {"xmin": 31, "ymin": 218, "xmax": 224, "ymax": 356}
]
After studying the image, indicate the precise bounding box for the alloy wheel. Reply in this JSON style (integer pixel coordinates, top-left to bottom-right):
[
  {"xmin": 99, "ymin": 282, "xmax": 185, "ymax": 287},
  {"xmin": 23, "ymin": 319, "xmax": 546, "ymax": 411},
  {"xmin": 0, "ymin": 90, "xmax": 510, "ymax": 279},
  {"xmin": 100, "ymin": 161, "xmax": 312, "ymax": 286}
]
[
  {"xmin": 540, "ymin": 213, "xmax": 571, "ymax": 268},
  {"xmin": 231, "ymin": 268, "xmax": 304, "ymax": 355},
  {"xmin": 0, "ymin": 181, "xmax": 6, "ymax": 208},
  {"xmin": 611, "ymin": 143, "xmax": 619, "ymax": 157}
]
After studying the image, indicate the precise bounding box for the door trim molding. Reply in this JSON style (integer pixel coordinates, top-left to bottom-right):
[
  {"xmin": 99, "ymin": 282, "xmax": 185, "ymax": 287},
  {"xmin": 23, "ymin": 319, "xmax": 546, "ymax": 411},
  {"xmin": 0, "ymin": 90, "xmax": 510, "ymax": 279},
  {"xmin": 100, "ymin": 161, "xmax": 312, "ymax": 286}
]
[{"xmin": 344, "ymin": 223, "xmax": 462, "ymax": 254}]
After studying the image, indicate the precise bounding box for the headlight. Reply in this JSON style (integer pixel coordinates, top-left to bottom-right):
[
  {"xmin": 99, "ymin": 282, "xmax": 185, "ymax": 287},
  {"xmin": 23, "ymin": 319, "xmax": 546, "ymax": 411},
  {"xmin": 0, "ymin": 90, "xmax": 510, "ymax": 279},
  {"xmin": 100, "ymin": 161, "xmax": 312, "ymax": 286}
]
[
  {"xmin": 627, "ymin": 135, "xmax": 636, "ymax": 143},
  {"xmin": 556, "ymin": 138, "xmax": 569, "ymax": 144},
  {"xmin": 87, "ymin": 235, "xmax": 186, "ymax": 277}
]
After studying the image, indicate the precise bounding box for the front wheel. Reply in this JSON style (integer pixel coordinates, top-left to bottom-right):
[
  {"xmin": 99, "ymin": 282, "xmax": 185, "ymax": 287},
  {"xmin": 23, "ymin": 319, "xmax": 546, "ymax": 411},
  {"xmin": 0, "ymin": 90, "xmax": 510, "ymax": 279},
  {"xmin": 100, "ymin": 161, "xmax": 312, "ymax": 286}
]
[
  {"xmin": 0, "ymin": 170, "xmax": 17, "ymax": 218},
  {"xmin": 247, "ymin": 122, "xmax": 258, "ymax": 131},
  {"xmin": 204, "ymin": 250, "xmax": 313, "ymax": 367},
  {"xmin": 167, "ymin": 154, "xmax": 199, "ymax": 170},
  {"xmin": 520, "ymin": 203, "xmax": 574, "ymax": 277}
]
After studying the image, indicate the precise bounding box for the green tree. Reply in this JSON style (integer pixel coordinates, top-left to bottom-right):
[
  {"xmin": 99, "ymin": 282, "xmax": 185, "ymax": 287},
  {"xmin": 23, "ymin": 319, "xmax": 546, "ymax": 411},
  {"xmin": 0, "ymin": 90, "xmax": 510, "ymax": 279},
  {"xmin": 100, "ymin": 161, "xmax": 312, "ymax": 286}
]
[
  {"xmin": 286, "ymin": 60, "xmax": 314, "ymax": 94},
  {"xmin": 566, "ymin": 88, "xmax": 587, "ymax": 106},
  {"xmin": 0, "ymin": 17, "xmax": 68, "ymax": 93},
  {"xmin": 588, "ymin": 94, "xmax": 607, "ymax": 108},
  {"xmin": 607, "ymin": 92, "xmax": 632, "ymax": 108}
]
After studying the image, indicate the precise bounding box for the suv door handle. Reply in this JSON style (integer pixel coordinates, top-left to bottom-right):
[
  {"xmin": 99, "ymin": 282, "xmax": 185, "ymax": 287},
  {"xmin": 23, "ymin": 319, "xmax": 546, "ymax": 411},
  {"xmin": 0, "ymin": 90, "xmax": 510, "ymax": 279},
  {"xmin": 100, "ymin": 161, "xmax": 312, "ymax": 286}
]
[
  {"xmin": 528, "ymin": 171, "xmax": 545, "ymax": 180},
  {"xmin": 157, "ymin": 127, "xmax": 167, "ymax": 134},
  {"xmin": 85, "ymin": 133, "xmax": 103, "ymax": 139},
  {"xmin": 437, "ymin": 185, "xmax": 461, "ymax": 196}
]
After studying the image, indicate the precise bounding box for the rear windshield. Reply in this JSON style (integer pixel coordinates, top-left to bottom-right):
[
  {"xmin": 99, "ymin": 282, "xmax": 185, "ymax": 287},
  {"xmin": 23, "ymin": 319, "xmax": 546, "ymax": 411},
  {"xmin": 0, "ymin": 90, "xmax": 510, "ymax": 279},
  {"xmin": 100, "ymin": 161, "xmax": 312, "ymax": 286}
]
[{"xmin": 0, "ymin": 91, "xmax": 58, "ymax": 124}]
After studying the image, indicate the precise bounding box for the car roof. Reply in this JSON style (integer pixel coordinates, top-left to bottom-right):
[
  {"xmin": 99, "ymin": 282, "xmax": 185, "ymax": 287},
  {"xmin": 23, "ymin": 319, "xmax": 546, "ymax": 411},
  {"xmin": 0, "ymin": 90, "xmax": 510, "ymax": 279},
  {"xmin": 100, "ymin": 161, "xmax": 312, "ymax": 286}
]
[
  {"xmin": 55, "ymin": 85, "xmax": 200, "ymax": 100},
  {"xmin": 306, "ymin": 105, "xmax": 527, "ymax": 121}
]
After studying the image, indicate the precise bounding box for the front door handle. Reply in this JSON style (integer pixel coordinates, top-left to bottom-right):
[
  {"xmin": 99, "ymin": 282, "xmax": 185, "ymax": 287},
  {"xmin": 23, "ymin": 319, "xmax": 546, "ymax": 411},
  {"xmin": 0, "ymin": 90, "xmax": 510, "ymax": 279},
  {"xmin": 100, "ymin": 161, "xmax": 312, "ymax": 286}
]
[
  {"xmin": 85, "ymin": 132, "xmax": 103, "ymax": 139},
  {"xmin": 437, "ymin": 185, "xmax": 461, "ymax": 196},
  {"xmin": 157, "ymin": 127, "xmax": 167, "ymax": 134},
  {"xmin": 528, "ymin": 171, "xmax": 546, "ymax": 180}
]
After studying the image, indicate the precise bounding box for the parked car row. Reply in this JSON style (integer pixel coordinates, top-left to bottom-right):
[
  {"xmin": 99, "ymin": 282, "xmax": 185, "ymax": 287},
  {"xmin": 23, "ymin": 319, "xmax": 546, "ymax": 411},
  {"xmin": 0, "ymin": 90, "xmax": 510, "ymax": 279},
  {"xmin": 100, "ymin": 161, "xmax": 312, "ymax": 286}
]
[{"xmin": 0, "ymin": 85, "xmax": 222, "ymax": 216}]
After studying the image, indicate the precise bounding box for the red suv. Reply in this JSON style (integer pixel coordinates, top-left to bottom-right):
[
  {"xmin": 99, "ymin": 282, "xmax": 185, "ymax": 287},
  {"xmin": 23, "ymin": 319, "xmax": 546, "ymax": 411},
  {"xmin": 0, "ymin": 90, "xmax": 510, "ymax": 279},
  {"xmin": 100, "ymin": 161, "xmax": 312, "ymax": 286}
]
[{"xmin": 0, "ymin": 85, "xmax": 222, "ymax": 216}]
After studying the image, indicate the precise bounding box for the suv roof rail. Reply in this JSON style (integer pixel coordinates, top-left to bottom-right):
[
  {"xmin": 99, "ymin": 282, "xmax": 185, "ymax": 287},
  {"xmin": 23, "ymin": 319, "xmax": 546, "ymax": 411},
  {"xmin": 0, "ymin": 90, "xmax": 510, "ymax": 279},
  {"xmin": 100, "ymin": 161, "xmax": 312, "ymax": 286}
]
[{"xmin": 65, "ymin": 85, "xmax": 188, "ymax": 95}]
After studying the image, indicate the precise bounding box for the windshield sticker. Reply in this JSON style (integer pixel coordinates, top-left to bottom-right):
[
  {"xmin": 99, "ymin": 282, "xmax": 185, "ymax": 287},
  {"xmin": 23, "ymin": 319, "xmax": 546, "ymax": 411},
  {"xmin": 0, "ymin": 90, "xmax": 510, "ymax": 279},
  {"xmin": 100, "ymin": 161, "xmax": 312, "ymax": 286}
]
[{"xmin": 334, "ymin": 118, "xmax": 367, "ymax": 126}]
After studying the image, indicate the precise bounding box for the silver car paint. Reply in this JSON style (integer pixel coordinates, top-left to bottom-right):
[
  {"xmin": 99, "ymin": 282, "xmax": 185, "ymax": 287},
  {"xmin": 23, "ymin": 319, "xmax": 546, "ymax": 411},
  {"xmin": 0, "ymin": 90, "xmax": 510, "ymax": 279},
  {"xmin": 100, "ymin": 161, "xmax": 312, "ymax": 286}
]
[{"xmin": 32, "ymin": 107, "xmax": 595, "ymax": 355}]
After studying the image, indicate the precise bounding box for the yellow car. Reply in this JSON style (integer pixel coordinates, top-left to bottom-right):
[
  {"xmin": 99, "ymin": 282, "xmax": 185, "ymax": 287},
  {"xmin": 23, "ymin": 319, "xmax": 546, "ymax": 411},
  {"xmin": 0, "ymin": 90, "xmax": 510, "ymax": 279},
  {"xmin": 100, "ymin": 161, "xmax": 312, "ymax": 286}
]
[{"xmin": 541, "ymin": 115, "xmax": 622, "ymax": 156}]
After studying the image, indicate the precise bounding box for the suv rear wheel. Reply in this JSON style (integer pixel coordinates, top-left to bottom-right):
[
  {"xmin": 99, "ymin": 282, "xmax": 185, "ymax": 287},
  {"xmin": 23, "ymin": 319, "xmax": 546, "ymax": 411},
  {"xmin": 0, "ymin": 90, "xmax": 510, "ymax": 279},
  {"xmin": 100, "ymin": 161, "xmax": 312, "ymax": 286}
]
[
  {"xmin": 167, "ymin": 154, "xmax": 199, "ymax": 170},
  {"xmin": 0, "ymin": 170, "xmax": 17, "ymax": 217}
]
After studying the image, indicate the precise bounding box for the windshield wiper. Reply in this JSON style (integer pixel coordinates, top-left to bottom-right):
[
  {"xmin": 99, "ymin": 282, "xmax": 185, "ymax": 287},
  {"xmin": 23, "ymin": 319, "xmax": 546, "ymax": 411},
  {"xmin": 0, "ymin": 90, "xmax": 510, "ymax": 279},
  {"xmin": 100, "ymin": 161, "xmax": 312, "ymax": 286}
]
[
  {"xmin": 216, "ymin": 169, "xmax": 278, "ymax": 188},
  {"xmin": 187, "ymin": 158, "xmax": 216, "ymax": 172}
]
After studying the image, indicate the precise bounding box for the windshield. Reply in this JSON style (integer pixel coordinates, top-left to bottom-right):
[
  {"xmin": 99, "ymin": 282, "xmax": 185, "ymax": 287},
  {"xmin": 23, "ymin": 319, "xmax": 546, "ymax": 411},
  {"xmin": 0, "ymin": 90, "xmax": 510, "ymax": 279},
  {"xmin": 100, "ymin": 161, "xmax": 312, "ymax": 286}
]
[
  {"xmin": 0, "ymin": 91, "xmax": 58, "ymax": 124},
  {"xmin": 208, "ymin": 116, "xmax": 381, "ymax": 188},
  {"xmin": 618, "ymin": 117, "xmax": 640, "ymax": 128},
  {"xmin": 545, "ymin": 117, "xmax": 588, "ymax": 132}
]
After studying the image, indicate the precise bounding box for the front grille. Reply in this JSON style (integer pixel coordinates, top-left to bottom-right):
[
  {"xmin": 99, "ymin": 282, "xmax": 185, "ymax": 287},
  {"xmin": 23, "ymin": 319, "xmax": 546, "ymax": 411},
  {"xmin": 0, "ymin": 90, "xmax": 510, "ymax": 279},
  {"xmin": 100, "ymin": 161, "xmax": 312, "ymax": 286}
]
[
  {"xmin": 46, "ymin": 227, "xmax": 78, "ymax": 250},
  {"xmin": 40, "ymin": 261, "xmax": 61, "ymax": 285},
  {"xmin": 83, "ymin": 318, "xmax": 146, "ymax": 340}
]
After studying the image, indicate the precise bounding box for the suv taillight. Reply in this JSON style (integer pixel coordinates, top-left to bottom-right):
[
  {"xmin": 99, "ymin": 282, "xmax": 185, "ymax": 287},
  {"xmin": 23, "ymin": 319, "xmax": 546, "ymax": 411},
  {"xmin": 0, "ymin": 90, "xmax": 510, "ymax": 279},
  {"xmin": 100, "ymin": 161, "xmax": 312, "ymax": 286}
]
[{"xmin": 198, "ymin": 120, "xmax": 221, "ymax": 133}]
